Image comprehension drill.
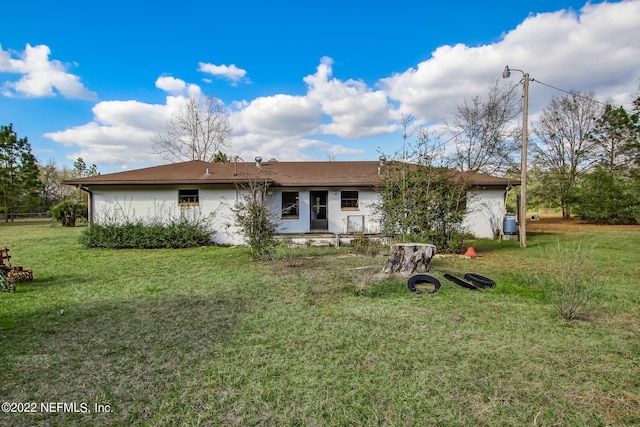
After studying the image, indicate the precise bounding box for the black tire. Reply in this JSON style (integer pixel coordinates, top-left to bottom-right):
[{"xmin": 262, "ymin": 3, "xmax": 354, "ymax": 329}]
[
  {"xmin": 407, "ymin": 274, "xmax": 441, "ymax": 294},
  {"xmin": 443, "ymin": 273, "xmax": 478, "ymax": 290},
  {"xmin": 463, "ymin": 273, "xmax": 496, "ymax": 289}
]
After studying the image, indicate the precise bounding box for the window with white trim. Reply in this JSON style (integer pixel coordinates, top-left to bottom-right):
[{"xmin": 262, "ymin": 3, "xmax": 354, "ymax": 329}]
[
  {"xmin": 282, "ymin": 191, "xmax": 299, "ymax": 218},
  {"xmin": 341, "ymin": 191, "xmax": 359, "ymax": 210},
  {"xmin": 178, "ymin": 189, "xmax": 199, "ymax": 206}
]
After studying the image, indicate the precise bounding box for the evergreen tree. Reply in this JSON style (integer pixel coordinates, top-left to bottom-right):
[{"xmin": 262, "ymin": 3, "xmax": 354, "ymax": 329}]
[
  {"xmin": 590, "ymin": 104, "xmax": 639, "ymax": 175},
  {"xmin": 628, "ymin": 88, "xmax": 640, "ymax": 170},
  {"xmin": 0, "ymin": 124, "xmax": 41, "ymax": 221},
  {"xmin": 574, "ymin": 168, "xmax": 637, "ymax": 224},
  {"xmin": 571, "ymin": 93, "xmax": 640, "ymax": 225}
]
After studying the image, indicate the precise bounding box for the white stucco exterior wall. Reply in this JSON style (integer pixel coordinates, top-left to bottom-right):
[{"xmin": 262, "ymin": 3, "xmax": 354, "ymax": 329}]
[
  {"xmin": 463, "ymin": 188, "xmax": 508, "ymax": 239},
  {"xmin": 267, "ymin": 188, "xmax": 381, "ymax": 235},
  {"xmin": 90, "ymin": 185, "xmax": 245, "ymax": 245},
  {"xmin": 87, "ymin": 185, "xmax": 509, "ymax": 245}
]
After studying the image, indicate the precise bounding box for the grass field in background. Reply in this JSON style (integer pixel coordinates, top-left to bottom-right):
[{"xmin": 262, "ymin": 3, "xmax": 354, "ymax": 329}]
[{"xmin": 1, "ymin": 218, "xmax": 639, "ymax": 426}]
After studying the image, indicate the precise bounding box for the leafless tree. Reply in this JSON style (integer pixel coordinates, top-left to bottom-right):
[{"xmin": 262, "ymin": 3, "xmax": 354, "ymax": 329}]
[
  {"xmin": 39, "ymin": 159, "xmax": 75, "ymax": 208},
  {"xmin": 533, "ymin": 91, "xmax": 602, "ymax": 219},
  {"xmin": 153, "ymin": 94, "xmax": 232, "ymax": 163},
  {"xmin": 448, "ymin": 82, "xmax": 522, "ymax": 175}
]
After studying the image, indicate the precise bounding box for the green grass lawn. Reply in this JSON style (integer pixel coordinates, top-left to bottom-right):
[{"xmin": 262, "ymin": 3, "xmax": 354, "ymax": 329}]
[{"xmin": 1, "ymin": 219, "xmax": 639, "ymax": 426}]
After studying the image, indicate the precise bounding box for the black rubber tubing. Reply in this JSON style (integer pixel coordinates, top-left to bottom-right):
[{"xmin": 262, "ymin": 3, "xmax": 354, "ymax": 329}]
[
  {"xmin": 407, "ymin": 274, "xmax": 441, "ymax": 294},
  {"xmin": 443, "ymin": 273, "xmax": 478, "ymax": 290},
  {"xmin": 463, "ymin": 273, "xmax": 496, "ymax": 289}
]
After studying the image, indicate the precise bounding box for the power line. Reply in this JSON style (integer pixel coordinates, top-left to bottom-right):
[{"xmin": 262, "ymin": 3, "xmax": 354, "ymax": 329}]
[
  {"xmin": 438, "ymin": 77, "xmax": 613, "ymax": 150},
  {"xmin": 531, "ymin": 78, "xmax": 610, "ymax": 106},
  {"xmin": 434, "ymin": 83, "xmax": 522, "ymax": 148}
]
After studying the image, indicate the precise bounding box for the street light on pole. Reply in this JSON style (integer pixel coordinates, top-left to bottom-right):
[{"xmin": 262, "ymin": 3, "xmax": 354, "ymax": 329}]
[{"xmin": 502, "ymin": 65, "xmax": 529, "ymax": 248}]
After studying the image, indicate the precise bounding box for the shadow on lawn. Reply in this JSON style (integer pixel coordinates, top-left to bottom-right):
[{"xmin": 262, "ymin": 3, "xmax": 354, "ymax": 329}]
[{"xmin": 0, "ymin": 292, "xmax": 253, "ymax": 427}]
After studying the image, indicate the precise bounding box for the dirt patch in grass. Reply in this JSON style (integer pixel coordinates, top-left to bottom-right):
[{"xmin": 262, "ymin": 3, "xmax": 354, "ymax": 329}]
[
  {"xmin": 589, "ymin": 310, "xmax": 640, "ymax": 334},
  {"xmin": 527, "ymin": 213, "xmax": 640, "ymax": 234}
]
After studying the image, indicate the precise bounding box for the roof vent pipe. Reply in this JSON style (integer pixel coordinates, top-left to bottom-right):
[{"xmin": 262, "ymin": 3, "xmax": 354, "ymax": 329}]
[
  {"xmin": 205, "ymin": 168, "xmax": 209, "ymax": 175},
  {"xmin": 255, "ymin": 156, "xmax": 262, "ymax": 168},
  {"xmin": 378, "ymin": 155, "xmax": 387, "ymax": 175}
]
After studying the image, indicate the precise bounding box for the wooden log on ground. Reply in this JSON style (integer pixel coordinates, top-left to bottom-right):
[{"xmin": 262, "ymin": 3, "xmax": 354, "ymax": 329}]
[{"xmin": 383, "ymin": 243, "xmax": 436, "ymax": 276}]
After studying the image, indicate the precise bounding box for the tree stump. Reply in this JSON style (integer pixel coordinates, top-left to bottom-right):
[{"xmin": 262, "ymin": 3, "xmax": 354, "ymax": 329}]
[{"xmin": 383, "ymin": 243, "xmax": 436, "ymax": 276}]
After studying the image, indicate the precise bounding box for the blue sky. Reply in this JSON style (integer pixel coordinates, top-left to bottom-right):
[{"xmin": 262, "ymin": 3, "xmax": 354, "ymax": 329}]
[{"xmin": 1, "ymin": 0, "xmax": 639, "ymax": 173}]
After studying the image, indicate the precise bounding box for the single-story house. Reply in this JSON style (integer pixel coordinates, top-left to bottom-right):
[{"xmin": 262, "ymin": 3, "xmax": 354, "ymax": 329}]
[{"xmin": 63, "ymin": 157, "xmax": 518, "ymax": 245}]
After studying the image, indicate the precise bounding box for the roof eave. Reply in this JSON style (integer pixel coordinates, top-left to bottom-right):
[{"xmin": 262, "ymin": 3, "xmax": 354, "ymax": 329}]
[{"xmin": 471, "ymin": 181, "xmax": 521, "ymax": 187}]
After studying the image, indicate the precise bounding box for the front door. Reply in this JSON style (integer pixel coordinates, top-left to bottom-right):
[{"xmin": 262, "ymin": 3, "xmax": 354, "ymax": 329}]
[{"xmin": 310, "ymin": 191, "xmax": 328, "ymax": 231}]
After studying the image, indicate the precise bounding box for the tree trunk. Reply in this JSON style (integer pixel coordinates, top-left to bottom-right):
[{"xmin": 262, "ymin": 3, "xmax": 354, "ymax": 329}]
[{"xmin": 383, "ymin": 243, "xmax": 437, "ymax": 276}]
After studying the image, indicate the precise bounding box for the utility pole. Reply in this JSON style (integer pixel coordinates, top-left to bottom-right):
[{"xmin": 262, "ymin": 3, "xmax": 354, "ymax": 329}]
[{"xmin": 503, "ymin": 66, "xmax": 530, "ymax": 248}]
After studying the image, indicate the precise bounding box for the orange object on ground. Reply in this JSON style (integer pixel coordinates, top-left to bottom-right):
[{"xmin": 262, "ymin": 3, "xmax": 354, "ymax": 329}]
[{"xmin": 464, "ymin": 246, "xmax": 478, "ymax": 258}]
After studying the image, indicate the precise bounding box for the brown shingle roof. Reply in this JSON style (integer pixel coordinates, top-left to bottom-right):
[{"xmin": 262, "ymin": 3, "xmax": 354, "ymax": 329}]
[{"xmin": 63, "ymin": 159, "xmax": 519, "ymax": 188}]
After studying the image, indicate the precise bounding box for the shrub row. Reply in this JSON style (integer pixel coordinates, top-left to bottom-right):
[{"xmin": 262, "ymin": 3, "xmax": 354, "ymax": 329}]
[{"xmin": 79, "ymin": 217, "xmax": 213, "ymax": 249}]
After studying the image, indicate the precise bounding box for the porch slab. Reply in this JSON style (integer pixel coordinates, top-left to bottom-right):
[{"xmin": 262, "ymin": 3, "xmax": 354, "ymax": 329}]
[{"xmin": 275, "ymin": 233, "xmax": 386, "ymax": 248}]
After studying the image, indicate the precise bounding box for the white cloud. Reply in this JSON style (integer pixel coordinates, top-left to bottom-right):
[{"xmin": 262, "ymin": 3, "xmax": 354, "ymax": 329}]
[
  {"xmin": 46, "ymin": 121, "xmax": 158, "ymax": 165},
  {"xmin": 380, "ymin": 43, "xmax": 504, "ymax": 123},
  {"xmin": 155, "ymin": 76, "xmax": 186, "ymax": 95},
  {"xmin": 381, "ymin": 1, "xmax": 640, "ymax": 122},
  {"xmin": 44, "ymin": 93, "xmax": 192, "ymax": 167},
  {"xmin": 40, "ymin": 0, "xmax": 640, "ymax": 171},
  {"xmin": 222, "ymin": 57, "xmax": 393, "ymax": 161},
  {"xmin": 304, "ymin": 57, "xmax": 397, "ymax": 138},
  {"xmin": 92, "ymin": 100, "xmax": 169, "ymax": 131},
  {"xmin": 226, "ymin": 134, "xmax": 365, "ymax": 163},
  {"xmin": 0, "ymin": 44, "xmax": 97, "ymax": 100},
  {"xmin": 226, "ymin": 89, "xmax": 372, "ymax": 162},
  {"xmin": 155, "ymin": 76, "xmax": 202, "ymax": 98},
  {"xmin": 232, "ymin": 94, "xmax": 322, "ymax": 137},
  {"xmin": 42, "ymin": 78, "xmax": 360, "ymax": 169},
  {"xmin": 198, "ymin": 62, "xmax": 248, "ymax": 83},
  {"xmin": 325, "ymin": 143, "xmax": 367, "ymax": 155}
]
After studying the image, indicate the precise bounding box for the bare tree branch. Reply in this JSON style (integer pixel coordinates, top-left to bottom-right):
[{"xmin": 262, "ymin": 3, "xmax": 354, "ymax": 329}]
[
  {"xmin": 448, "ymin": 82, "xmax": 522, "ymax": 175},
  {"xmin": 153, "ymin": 95, "xmax": 232, "ymax": 163},
  {"xmin": 533, "ymin": 91, "xmax": 603, "ymax": 218}
]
